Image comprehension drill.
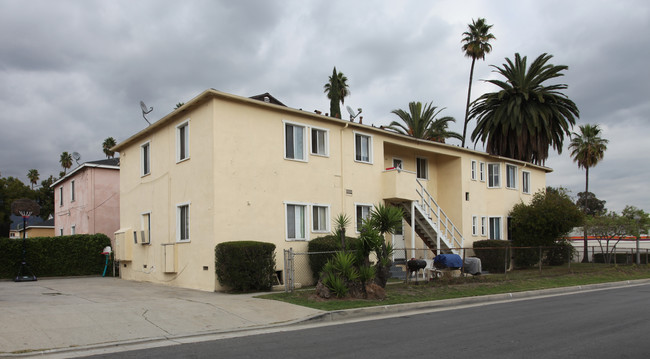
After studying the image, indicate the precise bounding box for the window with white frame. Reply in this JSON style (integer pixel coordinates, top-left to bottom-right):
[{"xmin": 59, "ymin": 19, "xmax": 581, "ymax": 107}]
[
  {"xmin": 471, "ymin": 160, "xmax": 477, "ymax": 180},
  {"xmin": 354, "ymin": 132, "xmax": 372, "ymax": 163},
  {"xmin": 311, "ymin": 128, "xmax": 329, "ymax": 156},
  {"xmin": 488, "ymin": 163, "xmax": 500, "ymax": 188},
  {"xmin": 285, "ymin": 122, "xmax": 306, "ymax": 161},
  {"xmin": 141, "ymin": 141, "xmax": 151, "ymax": 176},
  {"xmin": 71, "ymin": 225, "xmax": 76, "ymax": 235},
  {"xmin": 177, "ymin": 203, "xmax": 190, "ymax": 242},
  {"xmin": 355, "ymin": 204, "xmax": 372, "ymax": 232},
  {"xmin": 141, "ymin": 212, "xmax": 151, "ymax": 244},
  {"xmin": 472, "ymin": 215, "xmax": 478, "ymax": 236},
  {"xmin": 312, "ymin": 205, "xmax": 329, "ymax": 232},
  {"xmin": 506, "ymin": 164, "xmax": 517, "ymax": 189},
  {"xmin": 481, "ymin": 216, "xmax": 487, "ymax": 236},
  {"xmin": 522, "ymin": 171, "xmax": 531, "ymax": 194},
  {"xmin": 479, "ymin": 162, "xmax": 486, "ymax": 182},
  {"xmin": 416, "ymin": 157, "xmax": 428, "ymax": 180},
  {"xmin": 489, "ymin": 217, "xmax": 502, "ymax": 240},
  {"xmin": 392, "ymin": 158, "xmax": 403, "ymax": 170},
  {"xmin": 176, "ymin": 120, "xmax": 190, "ymax": 162},
  {"xmin": 286, "ymin": 203, "xmax": 307, "ymax": 240},
  {"xmin": 59, "ymin": 187, "xmax": 63, "ymax": 206},
  {"xmin": 70, "ymin": 180, "xmax": 75, "ymax": 202}
]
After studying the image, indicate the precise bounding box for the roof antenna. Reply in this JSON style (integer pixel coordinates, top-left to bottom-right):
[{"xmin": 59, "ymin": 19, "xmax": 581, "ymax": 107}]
[
  {"xmin": 72, "ymin": 152, "xmax": 81, "ymax": 166},
  {"xmin": 140, "ymin": 100, "xmax": 153, "ymax": 125}
]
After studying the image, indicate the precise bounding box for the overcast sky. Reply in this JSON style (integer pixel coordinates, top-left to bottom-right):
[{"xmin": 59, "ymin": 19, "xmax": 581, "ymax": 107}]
[{"xmin": 1, "ymin": 0, "xmax": 648, "ymax": 213}]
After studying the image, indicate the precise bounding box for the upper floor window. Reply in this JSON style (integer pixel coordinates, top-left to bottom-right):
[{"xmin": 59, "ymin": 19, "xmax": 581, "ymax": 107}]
[
  {"xmin": 506, "ymin": 164, "xmax": 517, "ymax": 189},
  {"xmin": 285, "ymin": 122, "xmax": 306, "ymax": 161},
  {"xmin": 311, "ymin": 128, "xmax": 329, "ymax": 156},
  {"xmin": 354, "ymin": 132, "xmax": 372, "ymax": 163},
  {"xmin": 479, "ymin": 162, "xmax": 486, "ymax": 182},
  {"xmin": 141, "ymin": 141, "xmax": 151, "ymax": 176},
  {"xmin": 312, "ymin": 205, "xmax": 329, "ymax": 233},
  {"xmin": 417, "ymin": 157, "xmax": 428, "ymax": 180},
  {"xmin": 393, "ymin": 158, "xmax": 403, "ymax": 170},
  {"xmin": 176, "ymin": 120, "xmax": 190, "ymax": 162},
  {"xmin": 471, "ymin": 160, "xmax": 477, "ymax": 180},
  {"xmin": 70, "ymin": 180, "xmax": 75, "ymax": 202},
  {"xmin": 522, "ymin": 171, "xmax": 531, "ymax": 194},
  {"xmin": 286, "ymin": 203, "xmax": 307, "ymax": 240},
  {"xmin": 488, "ymin": 163, "xmax": 500, "ymax": 188},
  {"xmin": 177, "ymin": 203, "xmax": 190, "ymax": 242},
  {"xmin": 59, "ymin": 187, "xmax": 63, "ymax": 206}
]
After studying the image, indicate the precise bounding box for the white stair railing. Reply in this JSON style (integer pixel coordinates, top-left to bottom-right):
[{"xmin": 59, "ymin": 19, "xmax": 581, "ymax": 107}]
[{"xmin": 414, "ymin": 179, "xmax": 464, "ymax": 252}]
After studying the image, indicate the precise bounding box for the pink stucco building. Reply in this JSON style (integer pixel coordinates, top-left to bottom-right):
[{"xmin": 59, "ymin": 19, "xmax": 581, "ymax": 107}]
[{"xmin": 52, "ymin": 158, "xmax": 120, "ymax": 240}]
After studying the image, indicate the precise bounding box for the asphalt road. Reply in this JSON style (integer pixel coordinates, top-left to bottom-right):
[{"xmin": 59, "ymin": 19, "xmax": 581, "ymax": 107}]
[{"xmin": 82, "ymin": 283, "xmax": 650, "ymax": 359}]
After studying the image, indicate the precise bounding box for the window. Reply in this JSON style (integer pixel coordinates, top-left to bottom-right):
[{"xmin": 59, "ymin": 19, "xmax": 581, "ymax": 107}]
[
  {"xmin": 355, "ymin": 204, "xmax": 372, "ymax": 232},
  {"xmin": 59, "ymin": 228, "xmax": 63, "ymax": 236},
  {"xmin": 286, "ymin": 203, "xmax": 307, "ymax": 240},
  {"xmin": 311, "ymin": 128, "xmax": 329, "ymax": 156},
  {"xmin": 416, "ymin": 157, "xmax": 428, "ymax": 180},
  {"xmin": 177, "ymin": 203, "xmax": 190, "ymax": 242},
  {"xmin": 471, "ymin": 160, "xmax": 477, "ymax": 180},
  {"xmin": 472, "ymin": 216, "xmax": 478, "ymax": 236},
  {"xmin": 141, "ymin": 212, "xmax": 151, "ymax": 244},
  {"xmin": 70, "ymin": 180, "xmax": 75, "ymax": 202},
  {"xmin": 392, "ymin": 158, "xmax": 403, "ymax": 170},
  {"xmin": 354, "ymin": 132, "xmax": 372, "ymax": 163},
  {"xmin": 506, "ymin": 164, "xmax": 517, "ymax": 189},
  {"xmin": 312, "ymin": 205, "xmax": 329, "ymax": 232},
  {"xmin": 71, "ymin": 225, "xmax": 76, "ymax": 235},
  {"xmin": 522, "ymin": 171, "xmax": 531, "ymax": 194},
  {"xmin": 285, "ymin": 122, "xmax": 306, "ymax": 161},
  {"xmin": 479, "ymin": 162, "xmax": 486, "ymax": 182},
  {"xmin": 488, "ymin": 163, "xmax": 500, "ymax": 188},
  {"xmin": 141, "ymin": 141, "xmax": 151, "ymax": 176},
  {"xmin": 176, "ymin": 120, "xmax": 190, "ymax": 162},
  {"xmin": 489, "ymin": 217, "xmax": 502, "ymax": 240},
  {"xmin": 59, "ymin": 187, "xmax": 63, "ymax": 206},
  {"xmin": 481, "ymin": 216, "xmax": 487, "ymax": 236}
]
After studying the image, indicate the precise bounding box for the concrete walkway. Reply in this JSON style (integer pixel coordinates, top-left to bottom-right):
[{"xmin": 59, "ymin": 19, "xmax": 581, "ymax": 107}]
[{"xmin": 0, "ymin": 277, "xmax": 321, "ymax": 357}]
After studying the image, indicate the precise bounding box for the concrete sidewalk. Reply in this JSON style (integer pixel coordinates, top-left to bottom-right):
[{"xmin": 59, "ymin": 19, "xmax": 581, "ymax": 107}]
[{"xmin": 0, "ymin": 277, "xmax": 321, "ymax": 357}]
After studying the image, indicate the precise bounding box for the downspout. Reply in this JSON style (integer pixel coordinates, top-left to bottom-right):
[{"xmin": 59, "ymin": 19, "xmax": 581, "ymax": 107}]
[{"xmin": 340, "ymin": 122, "xmax": 349, "ymax": 219}]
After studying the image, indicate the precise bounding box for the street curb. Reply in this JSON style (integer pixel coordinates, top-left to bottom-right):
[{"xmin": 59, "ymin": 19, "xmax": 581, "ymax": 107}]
[{"xmin": 300, "ymin": 278, "xmax": 650, "ymax": 324}]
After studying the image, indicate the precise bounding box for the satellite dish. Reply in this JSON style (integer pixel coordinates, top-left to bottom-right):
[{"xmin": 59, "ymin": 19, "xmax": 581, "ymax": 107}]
[
  {"xmin": 140, "ymin": 100, "xmax": 153, "ymax": 125},
  {"xmin": 346, "ymin": 106, "xmax": 362, "ymax": 121},
  {"xmin": 72, "ymin": 152, "xmax": 81, "ymax": 166}
]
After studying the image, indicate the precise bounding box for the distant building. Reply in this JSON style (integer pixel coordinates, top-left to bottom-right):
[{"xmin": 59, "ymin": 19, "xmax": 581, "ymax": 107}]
[
  {"xmin": 52, "ymin": 158, "xmax": 120, "ymax": 240},
  {"xmin": 9, "ymin": 215, "xmax": 54, "ymax": 238}
]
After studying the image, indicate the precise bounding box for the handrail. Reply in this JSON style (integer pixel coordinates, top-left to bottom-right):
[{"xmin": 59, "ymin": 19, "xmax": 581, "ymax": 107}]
[{"xmin": 415, "ymin": 179, "xmax": 464, "ymax": 250}]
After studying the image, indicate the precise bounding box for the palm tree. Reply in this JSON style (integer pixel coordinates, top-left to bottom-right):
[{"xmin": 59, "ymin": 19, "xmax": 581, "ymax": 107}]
[
  {"xmin": 461, "ymin": 18, "xmax": 495, "ymax": 147},
  {"xmin": 102, "ymin": 137, "xmax": 117, "ymax": 158},
  {"xmin": 59, "ymin": 152, "xmax": 73, "ymax": 176},
  {"xmin": 27, "ymin": 169, "xmax": 39, "ymax": 189},
  {"xmin": 569, "ymin": 124, "xmax": 608, "ymax": 262},
  {"xmin": 470, "ymin": 53, "xmax": 579, "ymax": 165},
  {"xmin": 386, "ymin": 101, "xmax": 460, "ymax": 143}
]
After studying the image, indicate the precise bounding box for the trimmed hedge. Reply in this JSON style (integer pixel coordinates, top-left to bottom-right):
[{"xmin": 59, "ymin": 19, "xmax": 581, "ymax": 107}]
[
  {"xmin": 473, "ymin": 239, "xmax": 510, "ymax": 273},
  {"xmin": 593, "ymin": 252, "xmax": 649, "ymax": 264},
  {"xmin": 215, "ymin": 241, "xmax": 276, "ymax": 292},
  {"xmin": 307, "ymin": 234, "xmax": 359, "ymax": 280},
  {"xmin": 0, "ymin": 234, "xmax": 112, "ymax": 279}
]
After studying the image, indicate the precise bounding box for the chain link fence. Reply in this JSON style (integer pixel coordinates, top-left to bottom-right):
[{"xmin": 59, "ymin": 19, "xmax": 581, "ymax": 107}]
[{"xmin": 283, "ymin": 245, "xmax": 650, "ymax": 292}]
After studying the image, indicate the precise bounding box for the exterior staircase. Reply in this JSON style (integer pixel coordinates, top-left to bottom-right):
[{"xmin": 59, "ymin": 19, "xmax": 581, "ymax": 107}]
[{"xmin": 393, "ymin": 179, "xmax": 464, "ymax": 256}]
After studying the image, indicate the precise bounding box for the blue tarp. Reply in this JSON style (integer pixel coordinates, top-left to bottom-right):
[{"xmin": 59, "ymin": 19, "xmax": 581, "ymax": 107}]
[{"xmin": 433, "ymin": 254, "xmax": 463, "ymax": 269}]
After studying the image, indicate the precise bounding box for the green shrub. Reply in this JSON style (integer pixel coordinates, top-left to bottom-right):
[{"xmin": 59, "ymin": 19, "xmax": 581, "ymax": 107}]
[
  {"xmin": 513, "ymin": 246, "xmax": 541, "ymax": 268},
  {"xmin": 215, "ymin": 241, "xmax": 276, "ymax": 292},
  {"xmin": 0, "ymin": 234, "xmax": 112, "ymax": 279},
  {"xmin": 544, "ymin": 239, "xmax": 576, "ymax": 266},
  {"xmin": 307, "ymin": 235, "xmax": 358, "ymax": 280},
  {"xmin": 473, "ymin": 239, "xmax": 510, "ymax": 273},
  {"xmin": 593, "ymin": 252, "xmax": 642, "ymax": 264}
]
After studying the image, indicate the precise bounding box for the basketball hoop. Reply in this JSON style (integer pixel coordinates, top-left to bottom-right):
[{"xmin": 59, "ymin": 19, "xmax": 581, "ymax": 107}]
[{"xmin": 11, "ymin": 199, "xmax": 40, "ymax": 282}]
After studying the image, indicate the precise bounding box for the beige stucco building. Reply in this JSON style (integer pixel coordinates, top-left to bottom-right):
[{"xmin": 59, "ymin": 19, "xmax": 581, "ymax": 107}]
[
  {"xmin": 112, "ymin": 89, "xmax": 550, "ymax": 292},
  {"xmin": 52, "ymin": 159, "xmax": 120, "ymax": 240}
]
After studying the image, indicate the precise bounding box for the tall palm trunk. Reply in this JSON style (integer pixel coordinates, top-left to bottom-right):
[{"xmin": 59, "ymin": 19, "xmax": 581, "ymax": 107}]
[
  {"xmin": 461, "ymin": 57, "xmax": 476, "ymax": 147},
  {"xmin": 582, "ymin": 167, "xmax": 589, "ymax": 262}
]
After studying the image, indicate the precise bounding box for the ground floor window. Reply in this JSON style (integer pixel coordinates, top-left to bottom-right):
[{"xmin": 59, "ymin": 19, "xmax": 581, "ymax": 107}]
[
  {"xmin": 489, "ymin": 217, "xmax": 502, "ymax": 240},
  {"xmin": 355, "ymin": 204, "xmax": 372, "ymax": 232},
  {"xmin": 286, "ymin": 203, "xmax": 307, "ymax": 240}
]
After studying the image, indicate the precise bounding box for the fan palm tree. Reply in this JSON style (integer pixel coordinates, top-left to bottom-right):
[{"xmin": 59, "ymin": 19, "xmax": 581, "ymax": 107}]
[
  {"xmin": 59, "ymin": 152, "xmax": 73, "ymax": 176},
  {"xmin": 461, "ymin": 18, "xmax": 495, "ymax": 147},
  {"xmin": 102, "ymin": 137, "xmax": 117, "ymax": 158},
  {"xmin": 569, "ymin": 124, "xmax": 608, "ymax": 262},
  {"xmin": 386, "ymin": 101, "xmax": 460, "ymax": 143},
  {"xmin": 27, "ymin": 169, "xmax": 39, "ymax": 189},
  {"xmin": 470, "ymin": 53, "xmax": 579, "ymax": 165}
]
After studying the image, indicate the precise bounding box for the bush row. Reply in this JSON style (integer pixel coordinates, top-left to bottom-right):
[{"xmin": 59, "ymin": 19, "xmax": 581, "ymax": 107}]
[{"xmin": 0, "ymin": 234, "xmax": 112, "ymax": 279}]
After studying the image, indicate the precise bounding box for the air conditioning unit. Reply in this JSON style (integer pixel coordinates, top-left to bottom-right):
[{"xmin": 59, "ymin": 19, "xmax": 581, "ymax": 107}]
[{"xmin": 140, "ymin": 230, "xmax": 150, "ymax": 244}]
